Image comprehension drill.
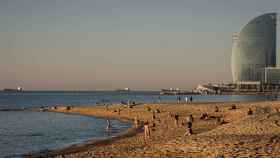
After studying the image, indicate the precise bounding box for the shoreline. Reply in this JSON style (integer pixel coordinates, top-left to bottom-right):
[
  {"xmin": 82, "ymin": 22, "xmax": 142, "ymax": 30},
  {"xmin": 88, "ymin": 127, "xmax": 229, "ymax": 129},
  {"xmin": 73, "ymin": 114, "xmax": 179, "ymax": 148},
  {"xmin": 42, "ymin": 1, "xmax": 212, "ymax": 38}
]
[
  {"xmin": 25, "ymin": 126, "xmax": 141, "ymax": 158},
  {"xmin": 20, "ymin": 101, "xmax": 280, "ymax": 157},
  {"xmin": 24, "ymin": 109, "xmax": 140, "ymax": 158}
]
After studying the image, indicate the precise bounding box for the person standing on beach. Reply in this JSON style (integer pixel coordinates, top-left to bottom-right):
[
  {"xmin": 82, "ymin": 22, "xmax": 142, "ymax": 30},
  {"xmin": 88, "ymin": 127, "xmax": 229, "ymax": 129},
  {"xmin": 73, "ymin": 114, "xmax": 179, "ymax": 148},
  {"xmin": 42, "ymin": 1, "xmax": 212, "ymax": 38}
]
[
  {"xmin": 144, "ymin": 121, "xmax": 151, "ymax": 141},
  {"xmin": 174, "ymin": 113, "xmax": 179, "ymax": 127},
  {"xmin": 185, "ymin": 114, "xmax": 194, "ymax": 136},
  {"xmin": 185, "ymin": 96, "xmax": 188, "ymax": 103},
  {"xmin": 158, "ymin": 96, "xmax": 161, "ymax": 103},
  {"xmin": 134, "ymin": 115, "xmax": 139, "ymax": 128},
  {"xmin": 177, "ymin": 96, "xmax": 181, "ymax": 104},
  {"xmin": 190, "ymin": 96, "xmax": 193, "ymax": 102},
  {"xmin": 118, "ymin": 108, "xmax": 121, "ymax": 115}
]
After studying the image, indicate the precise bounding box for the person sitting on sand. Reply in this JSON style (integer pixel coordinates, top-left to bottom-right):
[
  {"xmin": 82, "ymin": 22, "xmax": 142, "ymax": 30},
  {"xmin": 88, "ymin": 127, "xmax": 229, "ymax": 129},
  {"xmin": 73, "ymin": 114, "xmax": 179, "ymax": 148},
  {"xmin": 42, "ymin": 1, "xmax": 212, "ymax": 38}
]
[
  {"xmin": 169, "ymin": 112, "xmax": 174, "ymax": 119},
  {"xmin": 185, "ymin": 114, "xmax": 194, "ymax": 136},
  {"xmin": 216, "ymin": 117, "xmax": 226, "ymax": 125},
  {"xmin": 174, "ymin": 113, "xmax": 179, "ymax": 127},
  {"xmin": 152, "ymin": 111, "xmax": 156, "ymax": 120},
  {"xmin": 200, "ymin": 113, "xmax": 209, "ymax": 120},
  {"xmin": 215, "ymin": 106, "xmax": 219, "ymax": 112},
  {"xmin": 247, "ymin": 108, "xmax": 253, "ymax": 115},
  {"xmin": 144, "ymin": 121, "xmax": 151, "ymax": 141},
  {"xmin": 230, "ymin": 105, "xmax": 237, "ymax": 110}
]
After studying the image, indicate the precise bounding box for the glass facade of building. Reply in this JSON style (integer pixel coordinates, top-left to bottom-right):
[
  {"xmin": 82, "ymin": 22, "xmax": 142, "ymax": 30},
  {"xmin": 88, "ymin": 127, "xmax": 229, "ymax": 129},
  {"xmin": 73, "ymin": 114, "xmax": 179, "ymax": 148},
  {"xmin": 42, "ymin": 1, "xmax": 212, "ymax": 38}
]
[
  {"xmin": 231, "ymin": 13, "xmax": 277, "ymax": 82},
  {"xmin": 264, "ymin": 67, "xmax": 280, "ymax": 84}
]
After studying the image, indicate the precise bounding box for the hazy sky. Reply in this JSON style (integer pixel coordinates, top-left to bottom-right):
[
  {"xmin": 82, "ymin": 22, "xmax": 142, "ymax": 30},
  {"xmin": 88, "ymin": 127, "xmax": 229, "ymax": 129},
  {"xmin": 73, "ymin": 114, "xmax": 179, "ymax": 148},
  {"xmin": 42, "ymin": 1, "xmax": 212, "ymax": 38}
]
[{"xmin": 1, "ymin": 0, "xmax": 280, "ymax": 90}]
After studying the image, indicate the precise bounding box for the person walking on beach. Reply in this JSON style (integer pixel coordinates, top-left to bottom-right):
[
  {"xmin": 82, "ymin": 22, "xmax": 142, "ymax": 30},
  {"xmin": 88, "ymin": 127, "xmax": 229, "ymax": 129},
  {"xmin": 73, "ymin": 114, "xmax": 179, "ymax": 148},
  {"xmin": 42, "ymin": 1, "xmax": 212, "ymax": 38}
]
[
  {"xmin": 190, "ymin": 96, "xmax": 193, "ymax": 102},
  {"xmin": 144, "ymin": 121, "xmax": 151, "ymax": 141},
  {"xmin": 185, "ymin": 96, "xmax": 188, "ymax": 103},
  {"xmin": 185, "ymin": 114, "xmax": 194, "ymax": 136}
]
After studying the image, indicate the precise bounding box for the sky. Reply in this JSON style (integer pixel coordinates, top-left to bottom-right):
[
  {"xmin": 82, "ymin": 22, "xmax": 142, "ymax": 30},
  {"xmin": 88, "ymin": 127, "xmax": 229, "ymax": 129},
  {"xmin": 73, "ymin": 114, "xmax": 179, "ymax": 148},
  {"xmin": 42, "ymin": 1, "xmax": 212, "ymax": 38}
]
[{"xmin": 0, "ymin": 0, "xmax": 280, "ymax": 90}]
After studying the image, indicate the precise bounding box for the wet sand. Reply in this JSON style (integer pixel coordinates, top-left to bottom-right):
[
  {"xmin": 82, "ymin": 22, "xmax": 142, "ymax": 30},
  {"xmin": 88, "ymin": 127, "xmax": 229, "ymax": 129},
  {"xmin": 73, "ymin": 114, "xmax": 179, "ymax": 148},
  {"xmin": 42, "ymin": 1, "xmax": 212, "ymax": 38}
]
[{"xmin": 27, "ymin": 101, "xmax": 280, "ymax": 158}]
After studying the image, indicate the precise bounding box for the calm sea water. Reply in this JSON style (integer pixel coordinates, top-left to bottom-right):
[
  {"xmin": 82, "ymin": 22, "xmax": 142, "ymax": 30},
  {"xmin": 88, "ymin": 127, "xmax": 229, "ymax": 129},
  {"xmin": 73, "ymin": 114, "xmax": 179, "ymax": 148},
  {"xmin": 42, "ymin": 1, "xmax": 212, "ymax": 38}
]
[
  {"xmin": 0, "ymin": 91, "xmax": 276, "ymax": 109},
  {"xmin": 0, "ymin": 91, "xmax": 277, "ymax": 157},
  {"xmin": 0, "ymin": 111, "xmax": 131, "ymax": 158}
]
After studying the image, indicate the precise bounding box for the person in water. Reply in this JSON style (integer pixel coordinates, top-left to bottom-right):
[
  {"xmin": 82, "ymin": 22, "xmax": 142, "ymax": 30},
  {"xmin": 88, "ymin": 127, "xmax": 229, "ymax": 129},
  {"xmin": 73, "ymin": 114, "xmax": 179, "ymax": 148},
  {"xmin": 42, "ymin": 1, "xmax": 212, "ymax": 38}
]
[
  {"xmin": 106, "ymin": 118, "xmax": 112, "ymax": 130},
  {"xmin": 144, "ymin": 121, "xmax": 151, "ymax": 141}
]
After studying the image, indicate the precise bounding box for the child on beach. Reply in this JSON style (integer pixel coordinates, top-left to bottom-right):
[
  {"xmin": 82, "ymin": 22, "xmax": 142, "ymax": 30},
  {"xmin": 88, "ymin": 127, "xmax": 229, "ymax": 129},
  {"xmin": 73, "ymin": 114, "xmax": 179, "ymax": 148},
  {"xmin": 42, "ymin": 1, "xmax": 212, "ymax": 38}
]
[{"xmin": 144, "ymin": 121, "xmax": 151, "ymax": 141}]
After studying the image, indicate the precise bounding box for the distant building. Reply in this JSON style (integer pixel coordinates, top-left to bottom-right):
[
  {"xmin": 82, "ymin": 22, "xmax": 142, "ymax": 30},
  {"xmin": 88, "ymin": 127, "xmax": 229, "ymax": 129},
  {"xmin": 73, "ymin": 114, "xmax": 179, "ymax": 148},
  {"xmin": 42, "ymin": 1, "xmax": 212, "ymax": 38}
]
[
  {"xmin": 264, "ymin": 67, "xmax": 280, "ymax": 84},
  {"xmin": 231, "ymin": 13, "xmax": 277, "ymax": 83}
]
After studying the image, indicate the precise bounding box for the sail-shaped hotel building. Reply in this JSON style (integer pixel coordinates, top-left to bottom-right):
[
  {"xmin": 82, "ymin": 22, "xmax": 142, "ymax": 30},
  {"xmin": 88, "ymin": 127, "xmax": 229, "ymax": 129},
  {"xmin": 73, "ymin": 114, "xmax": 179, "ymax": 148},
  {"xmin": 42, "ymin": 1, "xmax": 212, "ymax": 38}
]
[{"xmin": 231, "ymin": 13, "xmax": 277, "ymax": 83}]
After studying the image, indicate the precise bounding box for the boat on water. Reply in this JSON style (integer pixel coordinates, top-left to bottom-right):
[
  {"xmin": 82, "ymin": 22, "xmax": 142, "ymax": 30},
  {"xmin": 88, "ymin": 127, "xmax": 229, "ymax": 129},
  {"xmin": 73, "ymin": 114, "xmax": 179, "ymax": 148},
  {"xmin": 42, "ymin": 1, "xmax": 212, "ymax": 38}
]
[
  {"xmin": 3, "ymin": 86, "xmax": 23, "ymax": 92},
  {"xmin": 115, "ymin": 88, "xmax": 131, "ymax": 92}
]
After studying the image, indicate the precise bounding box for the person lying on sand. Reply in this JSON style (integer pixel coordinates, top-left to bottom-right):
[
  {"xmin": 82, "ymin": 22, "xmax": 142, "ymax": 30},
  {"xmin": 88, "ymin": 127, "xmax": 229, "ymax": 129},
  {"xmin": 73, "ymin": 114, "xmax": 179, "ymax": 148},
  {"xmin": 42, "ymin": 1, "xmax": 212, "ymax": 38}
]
[{"xmin": 229, "ymin": 105, "xmax": 237, "ymax": 110}]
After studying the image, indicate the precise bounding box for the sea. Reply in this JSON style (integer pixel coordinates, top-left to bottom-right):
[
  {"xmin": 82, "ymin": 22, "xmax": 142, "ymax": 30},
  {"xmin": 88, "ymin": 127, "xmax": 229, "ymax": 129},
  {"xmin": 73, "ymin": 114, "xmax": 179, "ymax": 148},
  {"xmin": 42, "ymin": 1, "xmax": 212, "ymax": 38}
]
[{"xmin": 0, "ymin": 91, "xmax": 278, "ymax": 157}]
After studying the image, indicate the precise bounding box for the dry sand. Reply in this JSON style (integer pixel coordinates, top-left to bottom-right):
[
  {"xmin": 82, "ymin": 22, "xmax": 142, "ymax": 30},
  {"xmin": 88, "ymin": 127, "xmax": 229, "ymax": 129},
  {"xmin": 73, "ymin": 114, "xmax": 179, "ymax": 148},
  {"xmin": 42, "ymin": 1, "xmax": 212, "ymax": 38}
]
[{"xmin": 27, "ymin": 101, "xmax": 280, "ymax": 158}]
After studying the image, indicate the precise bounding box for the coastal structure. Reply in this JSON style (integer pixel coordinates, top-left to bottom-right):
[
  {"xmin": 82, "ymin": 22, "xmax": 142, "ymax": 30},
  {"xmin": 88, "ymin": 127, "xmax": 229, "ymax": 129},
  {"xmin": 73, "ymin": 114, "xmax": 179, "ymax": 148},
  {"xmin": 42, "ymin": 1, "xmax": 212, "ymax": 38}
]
[
  {"xmin": 160, "ymin": 88, "xmax": 198, "ymax": 95},
  {"xmin": 231, "ymin": 13, "xmax": 277, "ymax": 83},
  {"xmin": 196, "ymin": 13, "xmax": 280, "ymax": 95}
]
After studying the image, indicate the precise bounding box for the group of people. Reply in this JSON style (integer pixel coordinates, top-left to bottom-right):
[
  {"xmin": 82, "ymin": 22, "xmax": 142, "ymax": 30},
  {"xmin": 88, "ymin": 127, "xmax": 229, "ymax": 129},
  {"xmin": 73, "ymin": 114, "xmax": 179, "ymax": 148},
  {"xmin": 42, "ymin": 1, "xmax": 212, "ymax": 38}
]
[
  {"xmin": 176, "ymin": 96, "xmax": 193, "ymax": 103},
  {"xmin": 107, "ymin": 103, "xmax": 256, "ymax": 144},
  {"xmin": 170, "ymin": 112, "xmax": 194, "ymax": 135},
  {"xmin": 143, "ymin": 111, "xmax": 195, "ymax": 142}
]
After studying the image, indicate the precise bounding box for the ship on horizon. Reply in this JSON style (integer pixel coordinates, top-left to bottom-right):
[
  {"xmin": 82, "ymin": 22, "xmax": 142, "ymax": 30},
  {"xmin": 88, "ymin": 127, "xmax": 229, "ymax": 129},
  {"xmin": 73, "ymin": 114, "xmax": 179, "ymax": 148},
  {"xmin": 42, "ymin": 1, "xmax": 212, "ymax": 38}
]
[
  {"xmin": 3, "ymin": 86, "xmax": 23, "ymax": 92},
  {"xmin": 115, "ymin": 88, "xmax": 131, "ymax": 92}
]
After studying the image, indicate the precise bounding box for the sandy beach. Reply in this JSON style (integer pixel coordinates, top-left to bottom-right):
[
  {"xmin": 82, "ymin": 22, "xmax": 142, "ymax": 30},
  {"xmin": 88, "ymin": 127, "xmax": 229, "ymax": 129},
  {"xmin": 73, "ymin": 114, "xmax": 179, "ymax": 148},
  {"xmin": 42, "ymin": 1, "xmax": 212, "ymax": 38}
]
[{"xmin": 27, "ymin": 101, "xmax": 280, "ymax": 158}]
